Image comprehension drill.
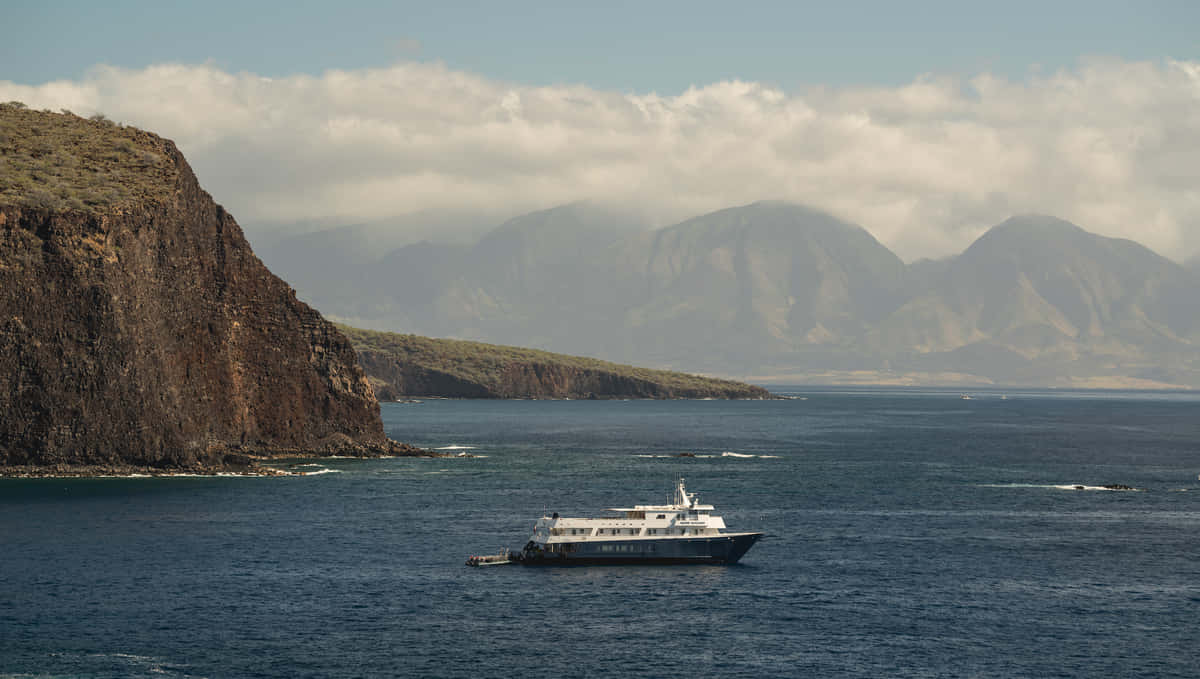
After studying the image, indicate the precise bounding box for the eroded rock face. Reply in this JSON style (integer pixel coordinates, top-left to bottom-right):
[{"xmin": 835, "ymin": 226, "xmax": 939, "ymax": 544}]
[
  {"xmin": 355, "ymin": 348, "xmax": 771, "ymax": 400},
  {"xmin": 0, "ymin": 112, "xmax": 410, "ymax": 469}
]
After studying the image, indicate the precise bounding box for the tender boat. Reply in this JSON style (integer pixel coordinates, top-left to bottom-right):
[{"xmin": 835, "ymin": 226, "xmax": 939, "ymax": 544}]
[
  {"xmin": 466, "ymin": 550, "xmax": 516, "ymax": 567},
  {"xmin": 518, "ymin": 478, "xmax": 763, "ymax": 565}
]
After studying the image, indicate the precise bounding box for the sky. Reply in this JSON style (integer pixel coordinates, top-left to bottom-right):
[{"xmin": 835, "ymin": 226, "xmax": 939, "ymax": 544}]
[{"xmin": 3, "ymin": 1, "xmax": 1199, "ymax": 260}]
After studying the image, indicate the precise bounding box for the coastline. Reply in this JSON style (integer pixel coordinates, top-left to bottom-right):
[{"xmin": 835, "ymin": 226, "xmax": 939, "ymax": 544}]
[{"xmin": 0, "ymin": 445, "xmax": 446, "ymax": 478}]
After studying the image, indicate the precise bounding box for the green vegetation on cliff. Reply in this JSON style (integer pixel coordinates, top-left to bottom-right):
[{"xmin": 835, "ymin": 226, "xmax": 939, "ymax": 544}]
[
  {"xmin": 0, "ymin": 102, "xmax": 176, "ymax": 213},
  {"xmin": 339, "ymin": 325, "xmax": 772, "ymax": 399}
]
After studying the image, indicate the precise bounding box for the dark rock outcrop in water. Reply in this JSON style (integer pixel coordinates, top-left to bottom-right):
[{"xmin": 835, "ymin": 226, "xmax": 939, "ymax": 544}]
[
  {"xmin": 341, "ymin": 326, "xmax": 772, "ymax": 400},
  {"xmin": 0, "ymin": 105, "xmax": 421, "ymax": 472}
]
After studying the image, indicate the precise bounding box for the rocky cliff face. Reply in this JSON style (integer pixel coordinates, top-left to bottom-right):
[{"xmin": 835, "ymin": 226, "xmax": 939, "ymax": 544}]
[
  {"xmin": 0, "ymin": 107, "xmax": 416, "ymax": 470},
  {"xmin": 344, "ymin": 328, "xmax": 772, "ymax": 400}
]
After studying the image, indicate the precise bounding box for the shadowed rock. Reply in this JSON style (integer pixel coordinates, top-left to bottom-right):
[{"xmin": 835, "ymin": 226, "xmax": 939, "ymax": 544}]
[{"xmin": 0, "ymin": 106, "xmax": 423, "ymax": 472}]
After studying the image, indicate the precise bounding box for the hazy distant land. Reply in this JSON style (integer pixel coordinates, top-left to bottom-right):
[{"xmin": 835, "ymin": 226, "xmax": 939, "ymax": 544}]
[{"xmin": 257, "ymin": 202, "xmax": 1200, "ymax": 388}]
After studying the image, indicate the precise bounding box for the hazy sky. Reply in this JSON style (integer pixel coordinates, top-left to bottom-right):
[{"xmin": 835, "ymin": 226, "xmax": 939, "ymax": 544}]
[{"xmin": 3, "ymin": 1, "xmax": 1198, "ymax": 260}]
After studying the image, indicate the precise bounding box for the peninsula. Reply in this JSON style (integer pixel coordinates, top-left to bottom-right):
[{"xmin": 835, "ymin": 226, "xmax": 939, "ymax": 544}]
[{"xmin": 341, "ymin": 326, "xmax": 772, "ymax": 400}]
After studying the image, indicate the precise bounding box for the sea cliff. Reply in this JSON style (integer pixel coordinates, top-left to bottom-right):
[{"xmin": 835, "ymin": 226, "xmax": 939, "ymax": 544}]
[
  {"xmin": 0, "ymin": 105, "xmax": 422, "ymax": 474},
  {"xmin": 341, "ymin": 326, "xmax": 773, "ymax": 400}
]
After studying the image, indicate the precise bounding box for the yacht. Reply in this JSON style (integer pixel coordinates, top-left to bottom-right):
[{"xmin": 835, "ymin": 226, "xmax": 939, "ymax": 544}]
[{"xmin": 518, "ymin": 478, "xmax": 763, "ymax": 565}]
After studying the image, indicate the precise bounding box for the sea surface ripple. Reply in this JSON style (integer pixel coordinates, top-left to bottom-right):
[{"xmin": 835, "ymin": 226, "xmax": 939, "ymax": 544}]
[{"xmin": 2, "ymin": 388, "xmax": 1199, "ymax": 678}]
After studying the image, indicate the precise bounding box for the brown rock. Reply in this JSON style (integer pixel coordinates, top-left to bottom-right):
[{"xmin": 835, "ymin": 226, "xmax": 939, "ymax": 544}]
[{"xmin": 0, "ymin": 107, "xmax": 423, "ymax": 471}]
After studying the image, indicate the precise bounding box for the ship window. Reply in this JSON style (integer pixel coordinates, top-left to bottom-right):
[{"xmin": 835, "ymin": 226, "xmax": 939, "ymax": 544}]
[{"xmin": 656, "ymin": 514, "xmax": 665, "ymax": 519}]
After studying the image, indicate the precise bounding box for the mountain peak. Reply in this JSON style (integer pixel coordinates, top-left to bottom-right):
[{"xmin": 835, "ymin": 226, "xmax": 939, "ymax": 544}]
[{"xmin": 990, "ymin": 214, "xmax": 1087, "ymax": 236}]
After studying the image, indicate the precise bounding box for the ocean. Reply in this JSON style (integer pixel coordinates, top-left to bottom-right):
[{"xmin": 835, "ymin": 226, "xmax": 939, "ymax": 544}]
[{"xmin": 2, "ymin": 388, "xmax": 1199, "ymax": 678}]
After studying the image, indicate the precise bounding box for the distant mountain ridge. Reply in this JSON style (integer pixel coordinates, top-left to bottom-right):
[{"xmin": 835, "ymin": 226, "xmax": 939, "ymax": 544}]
[{"xmin": 256, "ymin": 202, "xmax": 1200, "ymax": 388}]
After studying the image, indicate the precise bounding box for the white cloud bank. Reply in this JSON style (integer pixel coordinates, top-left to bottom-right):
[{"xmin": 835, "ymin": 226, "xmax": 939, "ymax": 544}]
[{"xmin": 3, "ymin": 58, "xmax": 1198, "ymax": 260}]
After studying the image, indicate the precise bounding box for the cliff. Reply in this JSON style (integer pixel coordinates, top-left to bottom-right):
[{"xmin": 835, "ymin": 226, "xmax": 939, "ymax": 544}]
[
  {"xmin": 340, "ymin": 326, "xmax": 772, "ymax": 399},
  {"xmin": 0, "ymin": 104, "xmax": 420, "ymax": 472}
]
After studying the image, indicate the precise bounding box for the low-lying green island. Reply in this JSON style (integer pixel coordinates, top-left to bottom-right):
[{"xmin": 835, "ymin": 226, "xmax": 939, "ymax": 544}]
[{"xmin": 340, "ymin": 326, "xmax": 772, "ymax": 400}]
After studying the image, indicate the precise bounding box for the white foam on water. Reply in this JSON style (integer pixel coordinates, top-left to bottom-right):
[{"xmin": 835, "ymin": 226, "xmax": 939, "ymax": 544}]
[
  {"xmin": 295, "ymin": 463, "xmax": 322, "ymax": 468},
  {"xmin": 979, "ymin": 483, "xmax": 1139, "ymax": 491},
  {"xmin": 299, "ymin": 468, "xmax": 342, "ymax": 476},
  {"xmin": 436, "ymin": 445, "xmax": 477, "ymax": 450},
  {"xmin": 634, "ymin": 451, "xmax": 777, "ymax": 459}
]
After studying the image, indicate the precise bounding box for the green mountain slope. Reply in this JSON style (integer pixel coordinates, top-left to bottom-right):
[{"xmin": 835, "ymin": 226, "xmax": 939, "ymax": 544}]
[{"xmin": 339, "ymin": 326, "xmax": 772, "ymax": 399}]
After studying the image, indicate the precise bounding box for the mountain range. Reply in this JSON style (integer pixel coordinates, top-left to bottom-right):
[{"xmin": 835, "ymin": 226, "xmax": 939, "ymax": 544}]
[{"xmin": 255, "ymin": 202, "xmax": 1200, "ymax": 388}]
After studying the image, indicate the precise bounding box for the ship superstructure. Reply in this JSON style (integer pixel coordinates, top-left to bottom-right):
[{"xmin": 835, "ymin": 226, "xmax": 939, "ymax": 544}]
[{"xmin": 519, "ymin": 478, "xmax": 762, "ymax": 565}]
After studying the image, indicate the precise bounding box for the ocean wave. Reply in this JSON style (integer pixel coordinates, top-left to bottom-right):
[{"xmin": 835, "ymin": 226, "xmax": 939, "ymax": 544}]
[
  {"xmin": 979, "ymin": 483, "xmax": 1140, "ymax": 491},
  {"xmin": 634, "ymin": 452, "xmax": 778, "ymax": 459},
  {"xmin": 436, "ymin": 445, "xmax": 477, "ymax": 450},
  {"xmin": 298, "ymin": 468, "xmax": 342, "ymax": 476}
]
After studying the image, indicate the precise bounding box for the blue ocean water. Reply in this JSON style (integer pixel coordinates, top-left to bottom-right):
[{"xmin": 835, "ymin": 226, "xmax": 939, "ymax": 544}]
[{"xmin": 2, "ymin": 388, "xmax": 1199, "ymax": 678}]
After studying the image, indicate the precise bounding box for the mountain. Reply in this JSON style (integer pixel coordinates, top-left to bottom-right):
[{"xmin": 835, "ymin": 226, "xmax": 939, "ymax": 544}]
[
  {"xmin": 341, "ymin": 326, "xmax": 772, "ymax": 400},
  {"xmin": 354, "ymin": 202, "xmax": 647, "ymax": 349},
  {"xmin": 0, "ymin": 104, "xmax": 420, "ymax": 474},
  {"xmin": 246, "ymin": 201, "xmax": 1200, "ymax": 388},
  {"xmin": 321, "ymin": 201, "xmax": 906, "ymax": 373},
  {"xmin": 246, "ymin": 209, "xmax": 504, "ymax": 317},
  {"xmin": 609, "ymin": 201, "xmax": 907, "ymax": 372},
  {"xmin": 870, "ymin": 216, "xmax": 1200, "ymax": 384}
]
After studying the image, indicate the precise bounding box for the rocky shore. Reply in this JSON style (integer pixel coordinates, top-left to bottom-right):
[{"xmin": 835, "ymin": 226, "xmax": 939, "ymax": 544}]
[{"xmin": 0, "ymin": 441, "xmax": 444, "ymax": 478}]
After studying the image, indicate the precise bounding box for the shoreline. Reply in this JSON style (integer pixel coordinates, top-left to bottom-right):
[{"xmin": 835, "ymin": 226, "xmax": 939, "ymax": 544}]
[{"xmin": 0, "ymin": 447, "xmax": 449, "ymax": 479}]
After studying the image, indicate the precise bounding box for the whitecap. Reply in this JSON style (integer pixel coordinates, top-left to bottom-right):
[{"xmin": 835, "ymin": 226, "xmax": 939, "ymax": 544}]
[
  {"xmin": 721, "ymin": 452, "xmax": 756, "ymax": 458},
  {"xmin": 436, "ymin": 445, "xmax": 477, "ymax": 450},
  {"xmin": 979, "ymin": 483, "xmax": 1139, "ymax": 491}
]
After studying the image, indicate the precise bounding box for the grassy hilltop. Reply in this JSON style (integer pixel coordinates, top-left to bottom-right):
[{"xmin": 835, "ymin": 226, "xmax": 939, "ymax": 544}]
[{"xmin": 0, "ymin": 102, "xmax": 178, "ymax": 213}]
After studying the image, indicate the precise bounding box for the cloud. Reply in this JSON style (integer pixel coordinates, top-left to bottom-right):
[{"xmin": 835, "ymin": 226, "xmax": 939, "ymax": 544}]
[{"xmin": 2, "ymin": 58, "xmax": 1198, "ymax": 261}]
